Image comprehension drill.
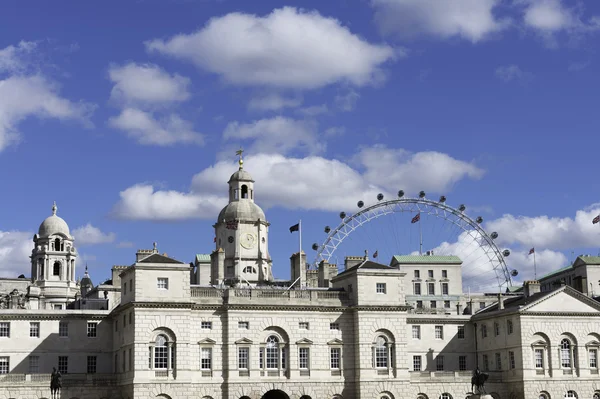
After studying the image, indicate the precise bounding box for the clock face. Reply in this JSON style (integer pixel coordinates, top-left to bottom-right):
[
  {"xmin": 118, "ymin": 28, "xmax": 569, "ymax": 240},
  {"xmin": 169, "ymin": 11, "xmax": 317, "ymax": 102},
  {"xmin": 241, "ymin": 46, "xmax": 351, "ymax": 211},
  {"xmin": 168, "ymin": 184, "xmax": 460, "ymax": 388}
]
[{"xmin": 240, "ymin": 233, "xmax": 256, "ymax": 249}]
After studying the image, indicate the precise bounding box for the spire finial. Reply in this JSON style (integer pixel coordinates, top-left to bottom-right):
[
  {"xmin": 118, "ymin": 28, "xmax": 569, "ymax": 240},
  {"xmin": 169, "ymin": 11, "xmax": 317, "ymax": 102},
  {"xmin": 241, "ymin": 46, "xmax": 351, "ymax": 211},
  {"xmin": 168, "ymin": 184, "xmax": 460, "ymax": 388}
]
[
  {"xmin": 153, "ymin": 242, "xmax": 158, "ymax": 252},
  {"xmin": 364, "ymin": 249, "xmax": 369, "ymax": 260},
  {"xmin": 236, "ymin": 148, "xmax": 244, "ymax": 170},
  {"xmin": 52, "ymin": 201, "xmax": 57, "ymax": 216},
  {"xmin": 85, "ymin": 263, "xmax": 88, "ymax": 273}
]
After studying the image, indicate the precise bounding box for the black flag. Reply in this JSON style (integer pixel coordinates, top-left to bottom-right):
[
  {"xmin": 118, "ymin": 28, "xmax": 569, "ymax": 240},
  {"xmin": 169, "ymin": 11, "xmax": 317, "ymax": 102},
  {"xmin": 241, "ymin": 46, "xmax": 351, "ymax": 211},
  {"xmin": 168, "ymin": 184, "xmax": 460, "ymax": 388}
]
[{"xmin": 289, "ymin": 223, "xmax": 300, "ymax": 233}]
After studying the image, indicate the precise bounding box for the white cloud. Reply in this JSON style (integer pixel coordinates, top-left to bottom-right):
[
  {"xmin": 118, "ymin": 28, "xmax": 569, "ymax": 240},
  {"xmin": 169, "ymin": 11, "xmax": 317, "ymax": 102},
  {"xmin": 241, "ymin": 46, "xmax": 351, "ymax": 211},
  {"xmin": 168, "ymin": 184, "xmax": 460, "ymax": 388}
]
[
  {"xmin": 145, "ymin": 7, "xmax": 396, "ymax": 89},
  {"xmin": 568, "ymin": 60, "xmax": 591, "ymax": 72},
  {"xmin": 0, "ymin": 41, "xmax": 37, "ymax": 73},
  {"xmin": 334, "ymin": 90, "xmax": 360, "ymax": 112},
  {"xmin": 495, "ymin": 64, "xmax": 533, "ymax": 82},
  {"xmin": 0, "ymin": 230, "xmax": 33, "ymax": 278},
  {"xmin": 371, "ymin": 0, "xmax": 509, "ymax": 42},
  {"xmin": 0, "ymin": 74, "xmax": 95, "ymax": 152},
  {"xmin": 223, "ymin": 117, "xmax": 325, "ymax": 155},
  {"xmin": 485, "ymin": 205, "xmax": 600, "ymax": 250},
  {"xmin": 108, "ymin": 108, "xmax": 204, "ymax": 146},
  {"xmin": 248, "ymin": 92, "xmax": 303, "ymax": 111},
  {"xmin": 72, "ymin": 224, "xmax": 116, "ymax": 245},
  {"xmin": 111, "ymin": 184, "xmax": 226, "ymax": 221},
  {"xmin": 108, "ymin": 63, "xmax": 191, "ymax": 105},
  {"xmin": 296, "ymin": 104, "xmax": 329, "ymax": 117},
  {"xmin": 112, "ymin": 150, "xmax": 484, "ymax": 221}
]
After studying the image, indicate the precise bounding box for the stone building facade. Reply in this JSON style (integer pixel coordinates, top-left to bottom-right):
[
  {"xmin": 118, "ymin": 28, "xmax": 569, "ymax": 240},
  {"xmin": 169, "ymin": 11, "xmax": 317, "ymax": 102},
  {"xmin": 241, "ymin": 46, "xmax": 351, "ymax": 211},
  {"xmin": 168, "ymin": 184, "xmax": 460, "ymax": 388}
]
[{"xmin": 1, "ymin": 160, "xmax": 600, "ymax": 399}]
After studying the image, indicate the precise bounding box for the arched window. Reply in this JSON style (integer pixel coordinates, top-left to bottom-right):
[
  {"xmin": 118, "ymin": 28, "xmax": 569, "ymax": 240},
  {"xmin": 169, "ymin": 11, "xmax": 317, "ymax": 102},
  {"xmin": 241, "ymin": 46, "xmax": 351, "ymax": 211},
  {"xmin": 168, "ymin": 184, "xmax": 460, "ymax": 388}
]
[
  {"xmin": 241, "ymin": 185, "xmax": 248, "ymax": 199},
  {"xmin": 259, "ymin": 333, "xmax": 288, "ymax": 377},
  {"xmin": 539, "ymin": 394, "xmax": 550, "ymax": 399},
  {"xmin": 54, "ymin": 238, "xmax": 62, "ymax": 251},
  {"xmin": 561, "ymin": 339, "xmax": 572, "ymax": 368},
  {"xmin": 299, "ymin": 396, "xmax": 312, "ymax": 399},
  {"xmin": 53, "ymin": 262, "xmax": 61, "ymax": 276},
  {"xmin": 266, "ymin": 335, "xmax": 279, "ymax": 369},
  {"xmin": 149, "ymin": 332, "xmax": 176, "ymax": 374},
  {"xmin": 440, "ymin": 394, "xmax": 452, "ymax": 399},
  {"xmin": 373, "ymin": 336, "xmax": 389, "ymax": 368},
  {"xmin": 565, "ymin": 391, "xmax": 577, "ymax": 398},
  {"xmin": 593, "ymin": 393, "xmax": 600, "ymax": 399},
  {"xmin": 243, "ymin": 266, "xmax": 256, "ymax": 274},
  {"xmin": 154, "ymin": 335, "xmax": 168, "ymax": 369}
]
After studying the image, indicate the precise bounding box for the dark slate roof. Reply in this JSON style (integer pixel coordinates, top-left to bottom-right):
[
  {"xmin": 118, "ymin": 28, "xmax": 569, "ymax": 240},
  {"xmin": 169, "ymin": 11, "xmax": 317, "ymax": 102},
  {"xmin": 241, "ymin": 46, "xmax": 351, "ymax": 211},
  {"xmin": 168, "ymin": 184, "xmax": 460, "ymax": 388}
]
[
  {"xmin": 337, "ymin": 260, "xmax": 394, "ymax": 277},
  {"xmin": 479, "ymin": 290, "xmax": 549, "ymax": 313},
  {"xmin": 138, "ymin": 253, "xmax": 185, "ymax": 264}
]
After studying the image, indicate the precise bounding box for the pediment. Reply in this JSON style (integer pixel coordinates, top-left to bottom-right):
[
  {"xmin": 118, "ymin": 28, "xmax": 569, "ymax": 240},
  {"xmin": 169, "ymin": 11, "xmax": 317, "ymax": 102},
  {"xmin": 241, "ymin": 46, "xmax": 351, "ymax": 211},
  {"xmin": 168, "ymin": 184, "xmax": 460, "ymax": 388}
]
[
  {"xmin": 296, "ymin": 338, "xmax": 313, "ymax": 345},
  {"xmin": 531, "ymin": 340, "xmax": 547, "ymax": 347},
  {"xmin": 586, "ymin": 340, "xmax": 600, "ymax": 347},
  {"xmin": 327, "ymin": 338, "xmax": 343, "ymax": 345},
  {"xmin": 523, "ymin": 288, "xmax": 600, "ymax": 313},
  {"xmin": 235, "ymin": 337, "xmax": 253, "ymax": 345},
  {"xmin": 198, "ymin": 338, "xmax": 216, "ymax": 345}
]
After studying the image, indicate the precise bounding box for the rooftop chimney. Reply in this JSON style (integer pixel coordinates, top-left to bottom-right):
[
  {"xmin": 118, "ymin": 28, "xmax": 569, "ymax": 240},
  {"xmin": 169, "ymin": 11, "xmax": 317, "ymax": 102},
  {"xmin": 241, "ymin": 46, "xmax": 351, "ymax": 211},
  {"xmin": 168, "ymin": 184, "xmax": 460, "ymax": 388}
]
[
  {"xmin": 524, "ymin": 280, "xmax": 541, "ymax": 297},
  {"xmin": 497, "ymin": 293, "xmax": 504, "ymax": 310}
]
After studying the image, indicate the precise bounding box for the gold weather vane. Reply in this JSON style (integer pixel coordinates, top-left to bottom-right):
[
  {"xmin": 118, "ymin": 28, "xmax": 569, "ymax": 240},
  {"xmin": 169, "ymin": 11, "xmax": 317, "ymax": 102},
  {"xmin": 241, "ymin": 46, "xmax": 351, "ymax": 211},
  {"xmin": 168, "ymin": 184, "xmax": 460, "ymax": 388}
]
[{"xmin": 236, "ymin": 148, "xmax": 244, "ymax": 169}]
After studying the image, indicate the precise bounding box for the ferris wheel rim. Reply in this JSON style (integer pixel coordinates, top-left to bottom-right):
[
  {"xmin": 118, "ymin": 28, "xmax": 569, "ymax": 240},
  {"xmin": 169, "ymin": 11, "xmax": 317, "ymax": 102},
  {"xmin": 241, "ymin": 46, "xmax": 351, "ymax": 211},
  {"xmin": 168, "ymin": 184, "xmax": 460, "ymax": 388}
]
[{"xmin": 311, "ymin": 196, "xmax": 512, "ymax": 288}]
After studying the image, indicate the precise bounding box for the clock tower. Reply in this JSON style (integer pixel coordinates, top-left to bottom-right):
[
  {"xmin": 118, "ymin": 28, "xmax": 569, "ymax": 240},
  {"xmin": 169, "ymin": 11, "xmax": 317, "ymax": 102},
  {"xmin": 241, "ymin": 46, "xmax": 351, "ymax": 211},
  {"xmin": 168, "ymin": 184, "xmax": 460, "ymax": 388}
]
[{"xmin": 213, "ymin": 151, "xmax": 272, "ymax": 285}]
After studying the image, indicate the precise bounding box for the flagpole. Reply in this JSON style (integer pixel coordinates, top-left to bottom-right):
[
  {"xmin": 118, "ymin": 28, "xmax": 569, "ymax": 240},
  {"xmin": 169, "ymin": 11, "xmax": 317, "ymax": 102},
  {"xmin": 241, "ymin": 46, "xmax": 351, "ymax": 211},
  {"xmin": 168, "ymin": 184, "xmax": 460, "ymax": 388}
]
[
  {"xmin": 533, "ymin": 250, "xmax": 537, "ymax": 280},
  {"xmin": 299, "ymin": 219, "xmax": 302, "ymax": 259},
  {"xmin": 419, "ymin": 216, "xmax": 423, "ymax": 256}
]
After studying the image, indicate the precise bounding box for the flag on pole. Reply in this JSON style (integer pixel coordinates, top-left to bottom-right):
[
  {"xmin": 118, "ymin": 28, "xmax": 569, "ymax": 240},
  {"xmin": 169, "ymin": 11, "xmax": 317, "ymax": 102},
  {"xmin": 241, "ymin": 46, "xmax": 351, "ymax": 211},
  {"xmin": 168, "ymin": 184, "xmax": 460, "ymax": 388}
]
[
  {"xmin": 411, "ymin": 213, "xmax": 421, "ymax": 224},
  {"xmin": 373, "ymin": 250, "xmax": 378, "ymax": 259},
  {"xmin": 213, "ymin": 237, "xmax": 217, "ymax": 243},
  {"xmin": 289, "ymin": 223, "xmax": 300, "ymax": 233},
  {"xmin": 528, "ymin": 248, "xmax": 535, "ymax": 255},
  {"xmin": 593, "ymin": 215, "xmax": 600, "ymax": 224}
]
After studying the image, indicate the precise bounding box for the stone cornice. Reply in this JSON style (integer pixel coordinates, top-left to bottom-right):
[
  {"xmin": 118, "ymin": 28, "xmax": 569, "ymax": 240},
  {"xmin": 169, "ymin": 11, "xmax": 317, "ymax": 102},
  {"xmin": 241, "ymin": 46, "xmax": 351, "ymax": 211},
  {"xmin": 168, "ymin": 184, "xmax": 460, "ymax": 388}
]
[
  {"xmin": 521, "ymin": 311, "xmax": 600, "ymax": 317},
  {"xmin": 407, "ymin": 318, "xmax": 469, "ymax": 324},
  {"xmin": 0, "ymin": 311, "xmax": 108, "ymax": 321}
]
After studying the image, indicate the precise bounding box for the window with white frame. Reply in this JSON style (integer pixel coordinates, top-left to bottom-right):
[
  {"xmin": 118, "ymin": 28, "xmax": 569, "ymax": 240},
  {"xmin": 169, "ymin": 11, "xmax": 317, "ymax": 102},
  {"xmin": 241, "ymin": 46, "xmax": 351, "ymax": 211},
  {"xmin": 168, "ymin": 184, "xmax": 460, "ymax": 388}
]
[
  {"xmin": 149, "ymin": 334, "xmax": 175, "ymax": 371},
  {"xmin": 414, "ymin": 283, "xmax": 421, "ymax": 295},
  {"xmin": 483, "ymin": 354, "xmax": 489, "ymax": 371},
  {"xmin": 481, "ymin": 324, "xmax": 488, "ymax": 338},
  {"xmin": 509, "ymin": 351, "xmax": 515, "ymax": 369},
  {"xmin": 444, "ymin": 300, "xmax": 451, "ymax": 308},
  {"xmin": 479, "ymin": 301, "xmax": 486, "ymax": 309},
  {"xmin": 436, "ymin": 355, "xmax": 444, "ymax": 371},
  {"xmin": 507, "ymin": 320, "xmax": 514, "ymax": 334},
  {"xmin": 201, "ymin": 348, "xmax": 212, "ymax": 370},
  {"xmin": 0, "ymin": 322, "xmax": 10, "ymax": 337},
  {"xmin": 29, "ymin": 356, "xmax": 39, "ymax": 373},
  {"xmin": 58, "ymin": 356, "xmax": 68, "ymax": 374},
  {"xmin": 534, "ymin": 348, "xmax": 544, "ymax": 369},
  {"xmin": 412, "ymin": 325, "xmax": 421, "ymax": 339},
  {"xmin": 201, "ymin": 321, "xmax": 212, "ymax": 329},
  {"xmin": 0, "ymin": 357, "xmax": 8, "ymax": 374},
  {"xmin": 565, "ymin": 391, "xmax": 577, "ymax": 398},
  {"xmin": 56, "ymin": 321, "xmax": 68, "ymax": 338},
  {"xmin": 442, "ymin": 269, "xmax": 448, "ymax": 278},
  {"xmin": 330, "ymin": 347, "xmax": 341, "ymax": 369},
  {"xmin": 330, "ymin": 322, "xmax": 340, "ymax": 330},
  {"xmin": 376, "ymin": 283, "xmax": 386, "ymax": 294},
  {"xmin": 299, "ymin": 347, "xmax": 310, "ymax": 370},
  {"xmin": 435, "ymin": 326, "xmax": 443, "ymax": 340},
  {"xmin": 494, "ymin": 322, "xmax": 500, "ymax": 337},
  {"xmin": 238, "ymin": 321, "xmax": 249, "ymax": 329},
  {"xmin": 413, "ymin": 355, "xmax": 422, "ymax": 371},
  {"xmin": 458, "ymin": 326, "xmax": 465, "ymax": 339},
  {"xmin": 590, "ymin": 349, "xmax": 598, "ymax": 368},
  {"xmin": 495, "ymin": 352, "xmax": 502, "ymax": 370},
  {"xmin": 428, "ymin": 270, "xmax": 434, "ymax": 278},
  {"xmin": 459, "ymin": 355, "xmax": 467, "ymax": 371},
  {"xmin": 238, "ymin": 347, "xmax": 249, "ymax": 370},
  {"xmin": 157, "ymin": 278, "xmax": 168, "ymax": 290},
  {"xmin": 30, "ymin": 322, "xmax": 40, "ymax": 337},
  {"xmin": 430, "ymin": 300, "xmax": 437, "ymax": 308},
  {"xmin": 87, "ymin": 322, "xmax": 97, "ymax": 338},
  {"xmin": 266, "ymin": 335, "xmax": 280, "ymax": 369},
  {"xmin": 87, "ymin": 355, "xmax": 97, "ymax": 374},
  {"xmin": 442, "ymin": 283, "xmax": 449, "ymax": 295},
  {"xmin": 414, "ymin": 270, "xmax": 420, "ymax": 278},
  {"xmin": 561, "ymin": 339, "xmax": 573, "ymax": 368},
  {"xmin": 428, "ymin": 283, "xmax": 435, "ymax": 295},
  {"xmin": 373, "ymin": 336, "xmax": 389, "ymax": 369},
  {"xmin": 299, "ymin": 322, "xmax": 309, "ymax": 330}
]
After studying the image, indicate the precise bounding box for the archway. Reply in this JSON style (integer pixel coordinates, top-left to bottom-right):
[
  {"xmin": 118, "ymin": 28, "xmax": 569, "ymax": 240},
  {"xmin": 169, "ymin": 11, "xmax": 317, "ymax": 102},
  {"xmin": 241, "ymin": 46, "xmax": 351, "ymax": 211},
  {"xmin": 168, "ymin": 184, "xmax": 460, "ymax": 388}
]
[{"xmin": 261, "ymin": 390, "xmax": 290, "ymax": 399}]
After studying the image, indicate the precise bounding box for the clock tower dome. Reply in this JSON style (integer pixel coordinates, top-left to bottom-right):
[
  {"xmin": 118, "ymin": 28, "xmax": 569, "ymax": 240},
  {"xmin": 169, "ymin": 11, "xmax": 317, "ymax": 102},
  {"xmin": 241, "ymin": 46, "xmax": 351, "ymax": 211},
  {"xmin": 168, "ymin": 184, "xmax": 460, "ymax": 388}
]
[{"xmin": 213, "ymin": 152, "xmax": 272, "ymax": 285}]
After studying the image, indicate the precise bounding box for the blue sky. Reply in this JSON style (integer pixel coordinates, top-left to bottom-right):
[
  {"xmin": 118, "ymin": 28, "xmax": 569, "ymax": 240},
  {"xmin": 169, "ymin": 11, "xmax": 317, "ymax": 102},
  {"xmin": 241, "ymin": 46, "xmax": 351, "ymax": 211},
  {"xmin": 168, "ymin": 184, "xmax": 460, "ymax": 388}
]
[{"xmin": 1, "ymin": 0, "xmax": 599, "ymax": 290}]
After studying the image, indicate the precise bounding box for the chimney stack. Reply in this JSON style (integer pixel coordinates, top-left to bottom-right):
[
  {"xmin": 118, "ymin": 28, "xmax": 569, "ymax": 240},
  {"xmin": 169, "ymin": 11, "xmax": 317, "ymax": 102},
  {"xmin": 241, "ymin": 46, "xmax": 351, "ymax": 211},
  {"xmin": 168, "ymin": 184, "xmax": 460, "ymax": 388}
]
[
  {"xmin": 497, "ymin": 293, "xmax": 504, "ymax": 310},
  {"xmin": 524, "ymin": 280, "xmax": 541, "ymax": 297}
]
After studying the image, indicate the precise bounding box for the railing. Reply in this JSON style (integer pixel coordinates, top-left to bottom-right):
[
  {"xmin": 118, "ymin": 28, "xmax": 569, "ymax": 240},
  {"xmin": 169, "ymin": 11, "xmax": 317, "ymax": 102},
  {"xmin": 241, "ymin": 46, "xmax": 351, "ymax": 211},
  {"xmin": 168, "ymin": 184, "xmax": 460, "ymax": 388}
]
[
  {"xmin": 408, "ymin": 307, "xmax": 454, "ymax": 315},
  {"xmin": 190, "ymin": 287, "xmax": 350, "ymax": 304},
  {"xmin": 410, "ymin": 370, "xmax": 499, "ymax": 382},
  {"xmin": 0, "ymin": 373, "xmax": 116, "ymax": 385},
  {"xmin": 191, "ymin": 287, "xmax": 225, "ymax": 298}
]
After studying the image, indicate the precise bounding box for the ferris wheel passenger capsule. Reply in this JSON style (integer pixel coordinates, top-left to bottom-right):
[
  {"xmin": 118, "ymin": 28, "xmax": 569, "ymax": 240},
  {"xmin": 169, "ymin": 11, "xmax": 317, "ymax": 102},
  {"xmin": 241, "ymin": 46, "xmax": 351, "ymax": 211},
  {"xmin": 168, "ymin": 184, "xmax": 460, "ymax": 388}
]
[
  {"xmin": 458, "ymin": 204, "xmax": 466, "ymax": 212},
  {"xmin": 377, "ymin": 193, "xmax": 384, "ymax": 201},
  {"xmin": 511, "ymin": 269, "xmax": 519, "ymax": 277},
  {"xmin": 339, "ymin": 212, "xmax": 346, "ymax": 219},
  {"xmin": 419, "ymin": 191, "xmax": 426, "ymax": 198},
  {"xmin": 357, "ymin": 200, "xmax": 364, "ymax": 208},
  {"xmin": 503, "ymin": 249, "xmax": 511, "ymax": 257},
  {"xmin": 476, "ymin": 216, "xmax": 483, "ymax": 224},
  {"xmin": 491, "ymin": 232, "xmax": 498, "ymax": 239},
  {"xmin": 439, "ymin": 195, "xmax": 446, "ymax": 203},
  {"xmin": 397, "ymin": 190, "xmax": 404, "ymax": 198},
  {"xmin": 324, "ymin": 226, "xmax": 331, "ymax": 233},
  {"xmin": 312, "ymin": 243, "xmax": 319, "ymax": 251}
]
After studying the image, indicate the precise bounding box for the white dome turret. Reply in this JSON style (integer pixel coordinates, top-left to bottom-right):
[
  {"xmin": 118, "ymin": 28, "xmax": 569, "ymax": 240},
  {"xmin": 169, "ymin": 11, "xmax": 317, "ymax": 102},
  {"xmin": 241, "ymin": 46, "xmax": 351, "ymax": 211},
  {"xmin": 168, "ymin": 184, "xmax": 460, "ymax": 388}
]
[{"xmin": 38, "ymin": 202, "xmax": 71, "ymax": 238}]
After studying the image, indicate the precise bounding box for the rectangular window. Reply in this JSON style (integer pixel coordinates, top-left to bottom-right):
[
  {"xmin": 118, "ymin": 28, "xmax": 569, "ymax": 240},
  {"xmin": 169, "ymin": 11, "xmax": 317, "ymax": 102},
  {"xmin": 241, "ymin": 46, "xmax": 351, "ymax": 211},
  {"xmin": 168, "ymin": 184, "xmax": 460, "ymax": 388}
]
[
  {"xmin": 30, "ymin": 322, "xmax": 40, "ymax": 338},
  {"xmin": 376, "ymin": 283, "xmax": 386, "ymax": 294},
  {"xmin": 483, "ymin": 354, "xmax": 489, "ymax": 371},
  {"xmin": 58, "ymin": 356, "xmax": 68, "ymax": 374},
  {"xmin": 0, "ymin": 357, "xmax": 8, "ymax": 374},
  {"xmin": 495, "ymin": 353, "xmax": 502, "ymax": 370},
  {"xmin": 534, "ymin": 349, "xmax": 544, "ymax": 368},
  {"xmin": 412, "ymin": 325, "xmax": 421, "ymax": 339},
  {"xmin": 238, "ymin": 347, "xmax": 249, "ymax": 369},
  {"xmin": 299, "ymin": 347, "xmax": 309, "ymax": 369},
  {"xmin": 87, "ymin": 355, "xmax": 97, "ymax": 374},
  {"xmin": 430, "ymin": 301, "xmax": 436, "ymax": 308},
  {"xmin": 494, "ymin": 322, "xmax": 500, "ymax": 336},
  {"xmin": 123, "ymin": 314, "xmax": 126, "ymax": 327},
  {"xmin": 444, "ymin": 300, "xmax": 451, "ymax": 308},
  {"xmin": 459, "ymin": 355, "xmax": 467, "ymax": 371},
  {"xmin": 87, "ymin": 322, "xmax": 97, "ymax": 338},
  {"xmin": 0, "ymin": 322, "xmax": 10, "ymax": 337},
  {"xmin": 428, "ymin": 270, "xmax": 434, "ymax": 278},
  {"xmin": 53, "ymin": 304, "xmax": 62, "ymax": 310},
  {"xmin": 481, "ymin": 324, "xmax": 488, "ymax": 338},
  {"xmin": 157, "ymin": 278, "xmax": 168, "ymax": 290},
  {"xmin": 436, "ymin": 356, "xmax": 444, "ymax": 371},
  {"xmin": 442, "ymin": 283, "xmax": 449, "ymax": 295},
  {"xmin": 507, "ymin": 320, "xmax": 514, "ymax": 335},
  {"xmin": 122, "ymin": 350, "xmax": 126, "ymax": 372},
  {"xmin": 29, "ymin": 356, "xmax": 39, "ymax": 373},
  {"xmin": 201, "ymin": 321, "xmax": 212, "ymax": 329},
  {"xmin": 413, "ymin": 355, "xmax": 422, "ymax": 371},
  {"xmin": 428, "ymin": 283, "xmax": 435, "ymax": 295},
  {"xmin": 124, "ymin": 282, "xmax": 127, "ymax": 293},
  {"xmin": 238, "ymin": 321, "xmax": 249, "ymax": 329},
  {"xmin": 129, "ymin": 348, "xmax": 133, "ymax": 371},
  {"xmin": 509, "ymin": 351, "xmax": 515, "ymax": 369},
  {"xmin": 329, "ymin": 323, "xmax": 340, "ymax": 330},
  {"xmin": 590, "ymin": 349, "xmax": 598, "ymax": 368},
  {"xmin": 129, "ymin": 312, "xmax": 132, "ymax": 325},
  {"xmin": 330, "ymin": 348, "xmax": 341, "ymax": 369},
  {"xmin": 479, "ymin": 301, "xmax": 486, "ymax": 309},
  {"xmin": 129, "ymin": 278, "xmax": 133, "ymax": 292},
  {"xmin": 115, "ymin": 320, "xmax": 118, "ymax": 332},
  {"xmin": 442, "ymin": 270, "xmax": 448, "ymax": 278},
  {"xmin": 59, "ymin": 321, "xmax": 68, "ymax": 337},
  {"xmin": 414, "ymin": 283, "xmax": 421, "ymax": 295},
  {"xmin": 414, "ymin": 270, "xmax": 420, "ymax": 278},
  {"xmin": 299, "ymin": 322, "xmax": 309, "ymax": 330},
  {"xmin": 458, "ymin": 326, "xmax": 465, "ymax": 339},
  {"xmin": 435, "ymin": 325, "xmax": 444, "ymax": 340},
  {"xmin": 416, "ymin": 300, "xmax": 423, "ymax": 308},
  {"xmin": 201, "ymin": 348, "xmax": 212, "ymax": 370}
]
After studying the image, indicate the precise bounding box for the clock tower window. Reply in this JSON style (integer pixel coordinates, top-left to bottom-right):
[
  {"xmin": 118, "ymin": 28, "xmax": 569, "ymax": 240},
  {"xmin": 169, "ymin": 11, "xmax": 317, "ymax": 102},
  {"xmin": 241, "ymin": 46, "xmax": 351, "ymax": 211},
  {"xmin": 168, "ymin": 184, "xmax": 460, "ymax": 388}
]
[
  {"xmin": 53, "ymin": 262, "xmax": 61, "ymax": 276},
  {"xmin": 241, "ymin": 185, "xmax": 248, "ymax": 199}
]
